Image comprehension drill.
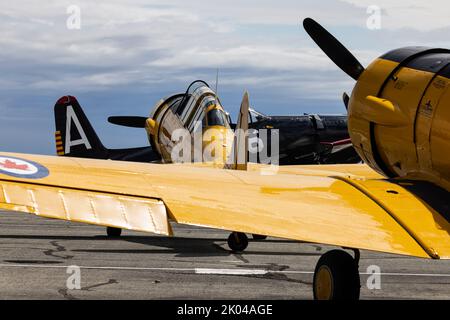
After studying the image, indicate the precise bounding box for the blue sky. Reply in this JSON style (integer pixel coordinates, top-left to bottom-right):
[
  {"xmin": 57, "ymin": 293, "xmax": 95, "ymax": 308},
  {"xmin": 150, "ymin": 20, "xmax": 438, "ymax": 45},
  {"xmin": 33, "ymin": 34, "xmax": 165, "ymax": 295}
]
[{"xmin": 1, "ymin": 0, "xmax": 450, "ymax": 154}]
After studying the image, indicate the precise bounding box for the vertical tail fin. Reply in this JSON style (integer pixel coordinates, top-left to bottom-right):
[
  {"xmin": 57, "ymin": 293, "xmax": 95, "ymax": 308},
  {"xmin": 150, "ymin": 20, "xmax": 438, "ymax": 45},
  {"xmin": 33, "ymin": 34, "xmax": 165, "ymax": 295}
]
[{"xmin": 54, "ymin": 96, "xmax": 108, "ymax": 159}]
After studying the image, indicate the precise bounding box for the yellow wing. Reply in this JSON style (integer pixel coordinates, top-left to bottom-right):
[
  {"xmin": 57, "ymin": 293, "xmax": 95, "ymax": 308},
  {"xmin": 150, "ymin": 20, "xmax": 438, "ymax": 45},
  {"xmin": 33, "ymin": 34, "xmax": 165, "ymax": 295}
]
[{"xmin": 0, "ymin": 152, "xmax": 449, "ymax": 259}]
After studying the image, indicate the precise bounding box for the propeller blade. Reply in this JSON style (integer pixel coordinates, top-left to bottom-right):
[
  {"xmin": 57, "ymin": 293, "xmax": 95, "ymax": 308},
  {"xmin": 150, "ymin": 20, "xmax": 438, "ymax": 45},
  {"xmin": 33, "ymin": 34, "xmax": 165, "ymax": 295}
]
[
  {"xmin": 343, "ymin": 92, "xmax": 350, "ymax": 110},
  {"xmin": 108, "ymin": 116, "xmax": 148, "ymax": 128},
  {"xmin": 303, "ymin": 18, "xmax": 365, "ymax": 80}
]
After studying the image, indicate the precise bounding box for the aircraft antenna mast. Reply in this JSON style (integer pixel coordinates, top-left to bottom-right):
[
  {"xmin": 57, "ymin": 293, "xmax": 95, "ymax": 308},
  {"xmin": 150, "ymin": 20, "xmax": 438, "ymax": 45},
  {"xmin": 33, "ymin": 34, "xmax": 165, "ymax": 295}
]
[{"xmin": 215, "ymin": 68, "xmax": 219, "ymax": 100}]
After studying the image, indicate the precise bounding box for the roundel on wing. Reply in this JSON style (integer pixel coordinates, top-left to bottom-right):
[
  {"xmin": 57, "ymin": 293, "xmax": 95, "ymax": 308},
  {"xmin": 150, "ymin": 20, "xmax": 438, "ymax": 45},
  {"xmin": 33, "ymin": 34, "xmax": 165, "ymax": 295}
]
[{"xmin": 0, "ymin": 156, "xmax": 49, "ymax": 179}]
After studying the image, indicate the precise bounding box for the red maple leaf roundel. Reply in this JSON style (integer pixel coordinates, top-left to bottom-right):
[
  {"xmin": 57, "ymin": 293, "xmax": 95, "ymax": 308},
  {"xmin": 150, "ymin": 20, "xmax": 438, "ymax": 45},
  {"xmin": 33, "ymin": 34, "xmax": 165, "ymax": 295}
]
[{"xmin": 0, "ymin": 159, "xmax": 30, "ymax": 171}]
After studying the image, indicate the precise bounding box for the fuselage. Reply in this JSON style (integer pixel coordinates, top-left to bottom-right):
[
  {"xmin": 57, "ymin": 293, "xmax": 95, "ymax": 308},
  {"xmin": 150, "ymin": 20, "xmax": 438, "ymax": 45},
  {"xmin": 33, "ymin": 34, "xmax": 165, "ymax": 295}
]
[
  {"xmin": 146, "ymin": 81, "xmax": 233, "ymax": 165},
  {"xmin": 249, "ymin": 113, "xmax": 359, "ymax": 164},
  {"xmin": 348, "ymin": 46, "xmax": 450, "ymax": 192}
]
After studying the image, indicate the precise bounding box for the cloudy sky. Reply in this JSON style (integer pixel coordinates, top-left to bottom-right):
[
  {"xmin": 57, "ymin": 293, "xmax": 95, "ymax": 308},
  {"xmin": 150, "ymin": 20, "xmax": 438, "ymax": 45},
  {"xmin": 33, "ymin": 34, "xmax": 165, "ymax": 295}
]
[{"xmin": 1, "ymin": 0, "xmax": 450, "ymax": 154}]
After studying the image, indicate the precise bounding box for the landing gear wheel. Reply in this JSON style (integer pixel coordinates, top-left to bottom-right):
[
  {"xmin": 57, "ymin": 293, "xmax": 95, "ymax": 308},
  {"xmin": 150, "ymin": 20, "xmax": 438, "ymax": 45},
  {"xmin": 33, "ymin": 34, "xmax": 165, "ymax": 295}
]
[
  {"xmin": 313, "ymin": 250, "xmax": 360, "ymax": 300},
  {"xmin": 106, "ymin": 226, "xmax": 122, "ymax": 237},
  {"xmin": 252, "ymin": 234, "xmax": 267, "ymax": 240},
  {"xmin": 227, "ymin": 232, "xmax": 248, "ymax": 252}
]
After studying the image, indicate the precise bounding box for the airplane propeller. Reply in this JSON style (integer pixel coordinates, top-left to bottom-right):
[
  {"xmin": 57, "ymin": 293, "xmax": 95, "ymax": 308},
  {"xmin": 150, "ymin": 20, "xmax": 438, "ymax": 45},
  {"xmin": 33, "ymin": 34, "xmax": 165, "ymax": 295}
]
[
  {"xmin": 303, "ymin": 18, "xmax": 365, "ymax": 81},
  {"xmin": 108, "ymin": 116, "xmax": 148, "ymax": 128},
  {"xmin": 342, "ymin": 92, "xmax": 350, "ymax": 110}
]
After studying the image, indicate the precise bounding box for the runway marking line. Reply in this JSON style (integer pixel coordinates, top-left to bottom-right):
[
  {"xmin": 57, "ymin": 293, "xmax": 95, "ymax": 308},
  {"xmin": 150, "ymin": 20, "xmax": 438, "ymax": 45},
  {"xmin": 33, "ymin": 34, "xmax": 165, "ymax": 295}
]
[
  {"xmin": 196, "ymin": 268, "xmax": 268, "ymax": 275},
  {"xmin": 0, "ymin": 264, "xmax": 449, "ymax": 278}
]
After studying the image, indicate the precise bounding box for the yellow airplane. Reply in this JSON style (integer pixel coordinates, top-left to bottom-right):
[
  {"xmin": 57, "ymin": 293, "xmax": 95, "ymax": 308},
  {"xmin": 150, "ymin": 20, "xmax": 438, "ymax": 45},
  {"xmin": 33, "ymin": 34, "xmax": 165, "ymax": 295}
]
[
  {"xmin": 54, "ymin": 80, "xmax": 264, "ymax": 243},
  {"xmin": 0, "ymin": 17, "xmax": 449, "ymax": 300},
  {"xmin": 55, "ymin": 80, "xmax": 240, "ymax": 167}
]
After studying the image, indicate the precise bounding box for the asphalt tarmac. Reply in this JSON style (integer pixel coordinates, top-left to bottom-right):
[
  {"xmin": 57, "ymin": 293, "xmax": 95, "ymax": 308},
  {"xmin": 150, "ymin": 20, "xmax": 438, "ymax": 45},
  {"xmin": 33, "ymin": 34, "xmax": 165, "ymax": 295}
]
[{"xmin": 0, "ymin": 210, "xmax": 448, "ymax": 300}]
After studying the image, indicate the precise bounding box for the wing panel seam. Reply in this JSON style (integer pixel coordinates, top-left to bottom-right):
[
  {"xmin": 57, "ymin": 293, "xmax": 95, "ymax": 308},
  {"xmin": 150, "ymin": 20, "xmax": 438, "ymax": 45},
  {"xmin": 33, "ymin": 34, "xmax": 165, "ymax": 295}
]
[{"xmin": 331, "ymin": 175, "xmax": 439, "ymax": 259}]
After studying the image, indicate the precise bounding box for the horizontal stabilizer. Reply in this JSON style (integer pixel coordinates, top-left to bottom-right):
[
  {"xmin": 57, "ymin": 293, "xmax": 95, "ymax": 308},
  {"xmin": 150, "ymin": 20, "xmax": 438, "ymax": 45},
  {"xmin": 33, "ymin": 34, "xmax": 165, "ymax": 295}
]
[{"xmin": 108, "ymin": 116, "xmax": 148, "ymax": 128}]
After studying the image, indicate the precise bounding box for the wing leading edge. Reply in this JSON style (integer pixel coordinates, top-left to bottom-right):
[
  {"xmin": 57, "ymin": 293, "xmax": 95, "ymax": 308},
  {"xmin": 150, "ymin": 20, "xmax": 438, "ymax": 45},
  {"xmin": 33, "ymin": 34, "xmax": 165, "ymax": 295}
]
[{"xmin": 0, "ymin": 152, "xmax": 449, "ymax": 259}]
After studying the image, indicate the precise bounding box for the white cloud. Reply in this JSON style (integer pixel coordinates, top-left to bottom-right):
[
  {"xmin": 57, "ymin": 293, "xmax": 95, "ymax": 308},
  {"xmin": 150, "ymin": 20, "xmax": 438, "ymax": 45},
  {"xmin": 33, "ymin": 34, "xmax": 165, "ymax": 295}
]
[
  {"xmin": 147, "ymin": 46, "xmax": 331, "ymax": 70},
  {"xmin": 1, "ymin": 1, "xmax": 449, "ymax": 97},
  {"xmin": 341, "ymin": 0, "xmax": 450, "ymax": 31}
]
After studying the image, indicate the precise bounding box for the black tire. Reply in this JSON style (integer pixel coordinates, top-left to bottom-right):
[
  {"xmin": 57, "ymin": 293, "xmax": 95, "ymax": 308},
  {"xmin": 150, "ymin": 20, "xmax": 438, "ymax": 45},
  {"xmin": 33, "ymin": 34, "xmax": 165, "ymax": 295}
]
[
  {"xmin": 227, "ymin": 232, "xmax": 248, "ymax": 252},
  {"xmin": 313, "ymin": 250, "xmax": 360, "ymax": 300},
  {"xmin": 252, "ymin": 234, "xmax": 267, "ymax": 240},
  {"xmin": 106, "ymin": 226, "xmax": 122, "ymax": 237}
]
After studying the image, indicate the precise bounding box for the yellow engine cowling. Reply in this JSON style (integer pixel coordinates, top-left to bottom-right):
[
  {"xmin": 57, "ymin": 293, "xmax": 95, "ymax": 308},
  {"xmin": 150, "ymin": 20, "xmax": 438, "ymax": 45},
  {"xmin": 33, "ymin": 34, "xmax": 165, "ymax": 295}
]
[{"xmin": 348, "ymin": 47, "xmax": 450, "ymax": 192}]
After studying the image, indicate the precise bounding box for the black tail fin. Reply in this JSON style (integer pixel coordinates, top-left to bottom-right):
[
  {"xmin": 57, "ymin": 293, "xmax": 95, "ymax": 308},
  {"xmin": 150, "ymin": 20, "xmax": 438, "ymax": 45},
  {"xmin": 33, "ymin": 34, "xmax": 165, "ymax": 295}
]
[{"xmin": 54, "ymin": 96, "xmax": 108, "ymax": 159}]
